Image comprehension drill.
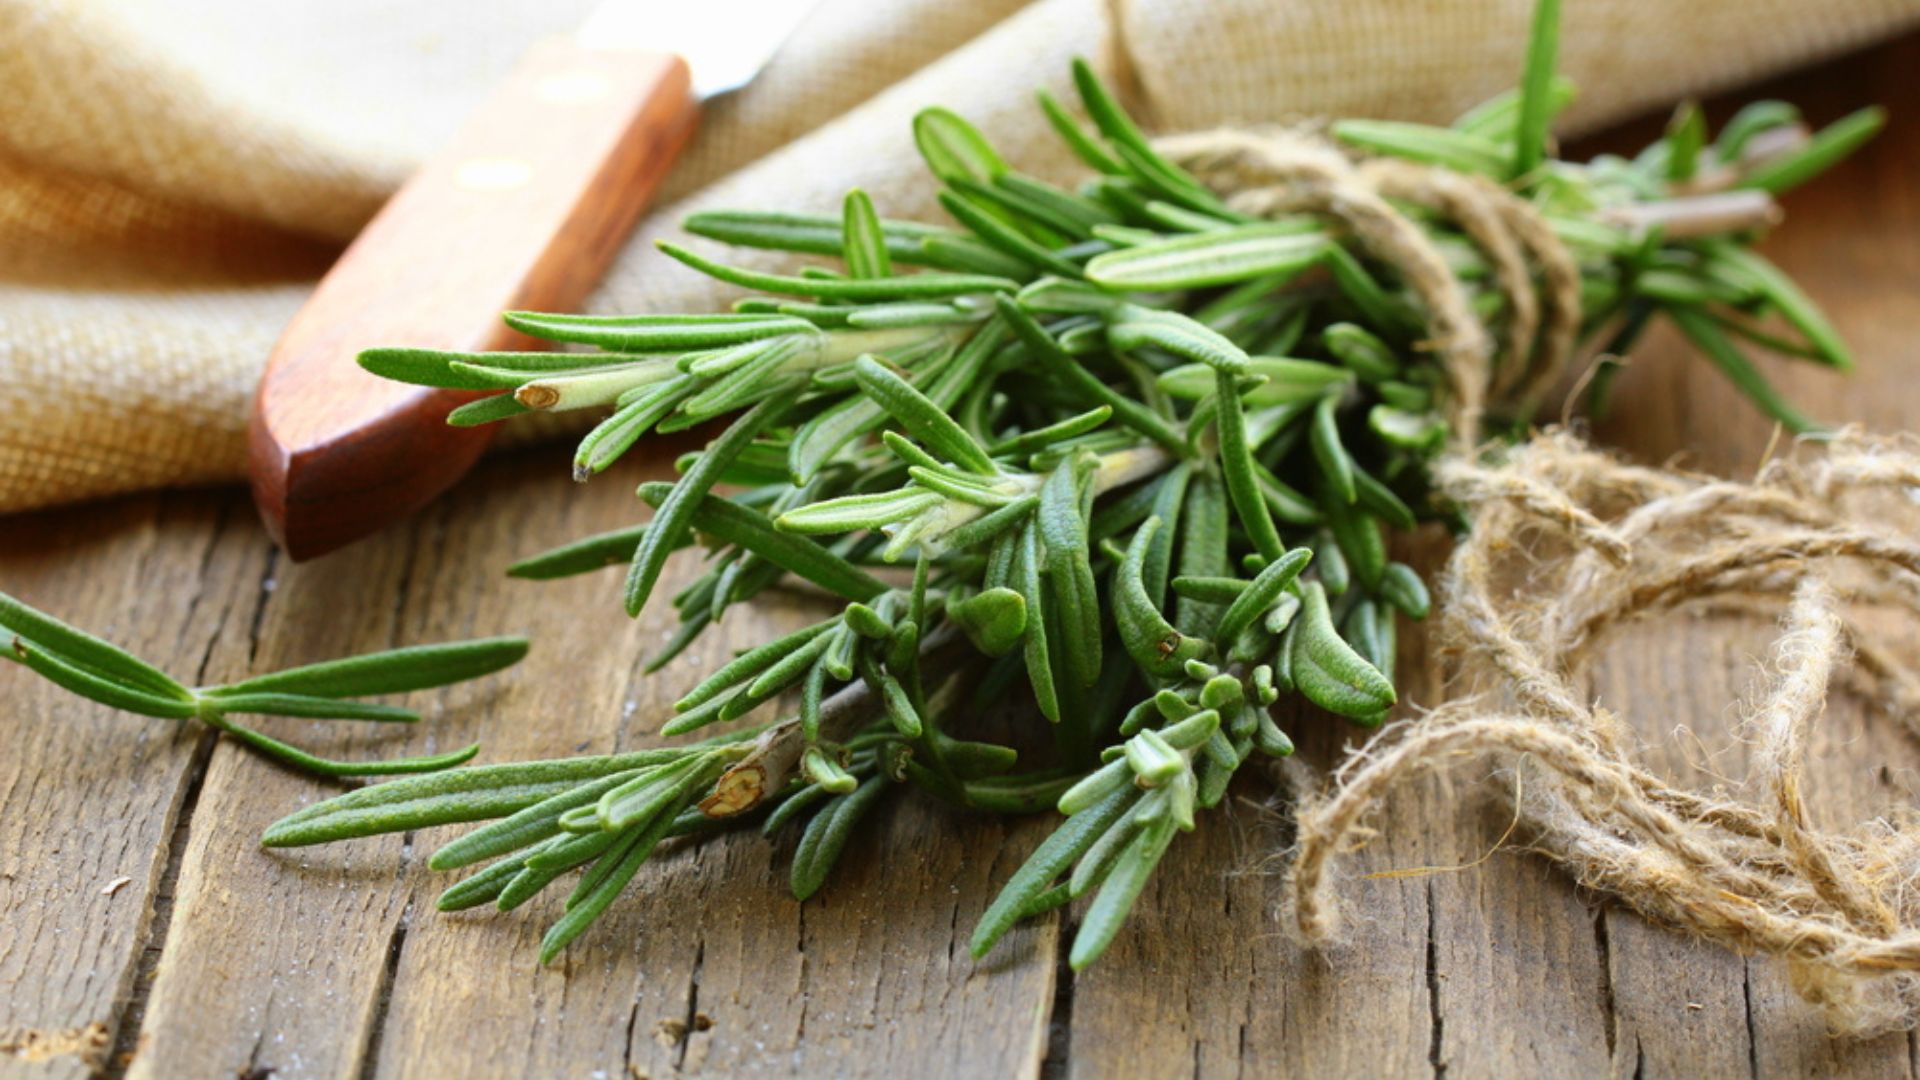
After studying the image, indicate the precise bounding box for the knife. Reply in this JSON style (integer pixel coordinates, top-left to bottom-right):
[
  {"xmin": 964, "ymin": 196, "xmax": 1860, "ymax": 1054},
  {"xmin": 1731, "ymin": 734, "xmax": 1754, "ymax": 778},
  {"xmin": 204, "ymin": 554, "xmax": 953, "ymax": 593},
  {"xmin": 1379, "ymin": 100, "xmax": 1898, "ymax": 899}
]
[{"xmin": 248, "ymin": 0, "xmax": 822, "ymax": 560}]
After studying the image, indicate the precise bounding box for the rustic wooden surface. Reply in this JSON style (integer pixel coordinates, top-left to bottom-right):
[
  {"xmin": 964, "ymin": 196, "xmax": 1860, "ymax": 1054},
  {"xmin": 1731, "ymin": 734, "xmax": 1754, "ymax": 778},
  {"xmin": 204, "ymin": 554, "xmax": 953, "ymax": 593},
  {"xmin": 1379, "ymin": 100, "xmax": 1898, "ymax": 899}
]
[{"xmin": 4, "ymin": 36, "xmax": 1919, "ymax": 1079}]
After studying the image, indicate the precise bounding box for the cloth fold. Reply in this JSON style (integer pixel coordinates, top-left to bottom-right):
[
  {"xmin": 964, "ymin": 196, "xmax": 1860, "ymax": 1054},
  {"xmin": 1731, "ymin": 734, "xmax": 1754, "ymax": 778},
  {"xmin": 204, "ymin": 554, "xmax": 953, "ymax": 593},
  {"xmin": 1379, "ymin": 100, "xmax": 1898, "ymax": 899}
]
[{"xmin": 4, "ymin": 0, "xmax": 1917, "ymax": 513}]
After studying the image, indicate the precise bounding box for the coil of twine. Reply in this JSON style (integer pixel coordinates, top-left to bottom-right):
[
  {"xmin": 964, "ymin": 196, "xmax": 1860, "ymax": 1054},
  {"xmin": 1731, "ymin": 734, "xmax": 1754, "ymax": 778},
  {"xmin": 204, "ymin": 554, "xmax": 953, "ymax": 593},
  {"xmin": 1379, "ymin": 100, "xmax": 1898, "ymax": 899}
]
[{"xmin": 1161, "ymin": 128, "xmax": 1920, "ymax": 1033}]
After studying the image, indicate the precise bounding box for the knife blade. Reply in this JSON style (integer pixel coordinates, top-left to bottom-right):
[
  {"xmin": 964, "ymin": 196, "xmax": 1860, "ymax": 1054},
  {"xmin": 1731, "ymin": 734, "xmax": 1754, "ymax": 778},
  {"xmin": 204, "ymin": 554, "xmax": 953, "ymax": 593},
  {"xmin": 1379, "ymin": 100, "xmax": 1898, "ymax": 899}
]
[{"xmin": 248, "ymin": 0, "xmax": 823, "ymax": 560}]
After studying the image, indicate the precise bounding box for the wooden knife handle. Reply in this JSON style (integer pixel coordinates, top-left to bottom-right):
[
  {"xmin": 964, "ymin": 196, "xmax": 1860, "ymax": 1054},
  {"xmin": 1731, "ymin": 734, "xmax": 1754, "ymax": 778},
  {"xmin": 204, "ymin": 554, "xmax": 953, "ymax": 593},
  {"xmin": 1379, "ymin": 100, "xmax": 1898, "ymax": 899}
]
[{"xmin": 249, "ymin": 40, "xmax": 696, "ymax": 561}]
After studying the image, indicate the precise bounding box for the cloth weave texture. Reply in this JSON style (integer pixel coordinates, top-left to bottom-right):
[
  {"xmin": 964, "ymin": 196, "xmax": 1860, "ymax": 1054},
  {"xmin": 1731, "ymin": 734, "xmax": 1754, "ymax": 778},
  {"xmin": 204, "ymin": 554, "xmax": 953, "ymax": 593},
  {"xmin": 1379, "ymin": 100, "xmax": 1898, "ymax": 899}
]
[{"xmin": 4, "ymin": 0, "xmax": 1917, "ymax": 512}]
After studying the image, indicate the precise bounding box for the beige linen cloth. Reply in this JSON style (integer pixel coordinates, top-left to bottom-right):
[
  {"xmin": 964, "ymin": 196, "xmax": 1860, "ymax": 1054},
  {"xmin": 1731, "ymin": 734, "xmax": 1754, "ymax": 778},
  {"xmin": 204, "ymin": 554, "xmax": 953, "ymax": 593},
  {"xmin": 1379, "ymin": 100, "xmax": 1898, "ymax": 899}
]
[{"xmin": 4, "ymin": 0, "xmax": 1918, "ymax": 514}]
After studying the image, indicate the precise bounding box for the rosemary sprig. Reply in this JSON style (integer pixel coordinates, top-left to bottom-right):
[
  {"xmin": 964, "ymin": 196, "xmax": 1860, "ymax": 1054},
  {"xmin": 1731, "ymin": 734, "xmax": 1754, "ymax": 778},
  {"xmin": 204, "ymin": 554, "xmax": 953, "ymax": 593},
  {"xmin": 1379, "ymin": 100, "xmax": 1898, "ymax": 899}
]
[
  {"xmin": 0, "ymin": 590, "xmax": 527, "ymax": 776},
  {"xmin": 267, "ymin": 0, "xmax": 1873, "ymax": 970}
]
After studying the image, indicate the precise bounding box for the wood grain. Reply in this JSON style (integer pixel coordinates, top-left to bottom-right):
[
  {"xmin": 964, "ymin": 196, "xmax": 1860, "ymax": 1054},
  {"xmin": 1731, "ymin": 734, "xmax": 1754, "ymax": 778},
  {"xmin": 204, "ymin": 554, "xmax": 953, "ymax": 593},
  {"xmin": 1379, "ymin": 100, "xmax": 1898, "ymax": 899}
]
[
  {"xmin": 0, "ymin": 496, "xmax": 265, "ymax": 1079},
  {"xmin": 2, "ymin": 32, "xmax": 1918, "ymax": 1080},
  {"xmin": 249, "ymin": 40, "xmax": 697, "ymax": 562}
]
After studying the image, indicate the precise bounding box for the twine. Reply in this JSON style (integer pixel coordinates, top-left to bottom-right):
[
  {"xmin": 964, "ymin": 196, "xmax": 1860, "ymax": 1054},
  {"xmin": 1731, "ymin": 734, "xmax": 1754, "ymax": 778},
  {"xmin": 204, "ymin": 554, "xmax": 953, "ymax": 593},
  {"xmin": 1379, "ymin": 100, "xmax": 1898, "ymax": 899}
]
[
  {"xmin": 1161, "ymin": 129, "xmax": 1920, "ymax": 1033},
  {"xmin": 1158, "ymin": 128, "xmax": 1584, "ymax": 439}
]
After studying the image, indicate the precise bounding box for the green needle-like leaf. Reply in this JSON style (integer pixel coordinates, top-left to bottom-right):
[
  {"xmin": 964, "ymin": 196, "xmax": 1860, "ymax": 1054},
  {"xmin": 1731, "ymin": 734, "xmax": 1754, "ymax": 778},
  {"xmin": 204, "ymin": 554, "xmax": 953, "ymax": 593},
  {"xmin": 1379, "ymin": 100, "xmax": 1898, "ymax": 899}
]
[
  {"xmin": 1665, "ymin": 102, "xmax": 1708, "ymax": 183},
  {"xmin": 540, "ymin": 786, "xmax": 690, "ymax": 963},
  {"xmin": 1114, "ymin": 518, "xmax": 1209, "ymax": 678},
  {"xmin": 1215, "ymin": 368, "xmax": 1286, "ymax": 562},
  {"xmin": 263, "ymin": 751, "xmax": 686, "ymax": 846},
  {"xmin": 1666, "ymin": 306, "xmax": 1824, "ymax": 434},
  {"xmin": 853, "ymin": 356, "xmax": 999, "ymax": 474},
  {"xmin": 1071, "ymin": 816, "xmax": 1176, "ymax": 969},
  {"xmin": 507, "ymin": 525, "xmax": 652, "ymax": 580},
  {"xmin": 1013, "ymin": 522, "xmax": 1061, "ymax": 722},
  {"xmin": 1213, "ymin": 547, "xmax": 1312, "ymax": 645},
  {"xmin": 502, "ymin": 312, "xmax": 812, "ymax": 351},
  {"xmin": 683, "ymin": 209, "xmax": 1024, "ymax": 275},
  {"xmin": 973, "ymin": 782, "xmax": 1138, "ymax": 955},
  {"xmin": 6, "ymin": 639, "xmax": 197, "ymax": 719},
  {"xmin": 842, "ymin": 189, "xmax": 893, "ymax": 279},
  {"xmin": 1070, "ymin": 58, "xmax": 1229, "ymax": 215},
  {"xmin": 1291, "ymin": 581, "xmax": 1396, "ymax": 720},
  {"xmin": 997, "ymin": 295, "xmax": 1187, "ymax": 452},
  {"xmin": 636, "ymin": 484, "xmax": 887, "ymax": 602},
  {"xmin": 1309, "ymin": 394, "xmax": 1358, "ymax": 504},
  {"xmin": 938, "ymin": 190, "xmax": 1081, "ymax": 278},
  {"xmin": 1512, "ymin": 0, "xmax": 1563, "ymax": 177},
  {"xmin": 658, "ymin": 242, "xmax": 1018, "ymax": 302},
  {"xmin": 208, "ymin": 720, "xmax": 481, "ymax": 778},
  {"xmin": 1702, "ymin": 246, "xmax": 1853, "ymax": 370},
  {"xmin": 791, "ymin": 774, "xmax": 891, "ymax": 900},
  {"xmin": 210, "ymin": 637, "xmax": 527, "ymax": 700},
  {"xmin": 200, "ymin": 693, "xmax": 419, "ymax": 723},
  {"xmin": 1738, "ymin": 107, "xmax": 1885, "ymax": 195},
  {"xmin": 430, "ymin": 770, "xmax": 642, "ymax": 871},
  {"xmin": 1038, "ymin": 459, "xmax": 1104, "ymax": 688},
  {"xmin": 914, "ymin": 107, "xmax": 1011, "ymax": 185},
  {"xmin": 1713, "ymin": 100, "xmax": 1800, "ymax": 162},
  {"xmin": 1108, "ymin": 306, "xmax": 1251, "ymax": 372},
  {"xmin": 1086, "ymin": 225, "xmax": 1326, "ymax": 291},
  {"xmin": 1334, "ymin": 120, "xmax": 1508, "ymax": 177},
  {"xmin": 627, "ymin": 392, "xmax": 795, "ymax": 617},
  {"xmin": 0, "ymin": 590, "xmax": 188, "ymax": 700}
]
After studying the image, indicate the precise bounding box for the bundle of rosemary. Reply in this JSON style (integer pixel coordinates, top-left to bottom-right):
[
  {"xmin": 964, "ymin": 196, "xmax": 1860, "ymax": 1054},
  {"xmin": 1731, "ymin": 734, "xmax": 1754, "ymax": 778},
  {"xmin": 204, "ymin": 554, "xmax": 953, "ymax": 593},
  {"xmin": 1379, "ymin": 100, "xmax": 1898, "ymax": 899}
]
[{"xmin": 4, "ymin": 0, "xmax": 1877, "ymax": 972}]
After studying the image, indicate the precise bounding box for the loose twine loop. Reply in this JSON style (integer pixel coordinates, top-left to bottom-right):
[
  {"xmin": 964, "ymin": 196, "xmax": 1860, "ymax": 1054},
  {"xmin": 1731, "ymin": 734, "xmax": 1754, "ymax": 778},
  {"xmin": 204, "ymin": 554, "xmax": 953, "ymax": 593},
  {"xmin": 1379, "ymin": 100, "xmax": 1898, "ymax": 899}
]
[{"xmin": 1159, "ymin": 128, "xmax": 1920, "ymax": 1033}]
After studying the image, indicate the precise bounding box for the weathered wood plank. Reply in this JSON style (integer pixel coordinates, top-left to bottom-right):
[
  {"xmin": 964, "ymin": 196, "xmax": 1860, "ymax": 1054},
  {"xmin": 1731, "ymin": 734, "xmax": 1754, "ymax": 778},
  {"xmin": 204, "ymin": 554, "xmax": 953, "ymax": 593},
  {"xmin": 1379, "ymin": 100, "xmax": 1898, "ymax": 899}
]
[
  {"xmin": 1593, "ymin": 620, "xmax": 1920, "ymax": 1080},
  {"xmin": 1068, "ymin": 32, "xmax": 1920, "ymax": 1080},
  {"xmin": 0, "ymin": 495, "xmax": 265, "ymax": 1078},
  {"xmin": 1062, "ymin": 592, "xmax": 1437, "ymax": 1080},
  {"xmin": 123, "ymin": 496, "xmax": 462, "ymax": 1078},
  {"xmin": 362, "ymin": 452, "xmax": 1059, "ymax": 1079},
  {"xmin": 1066, "ymin": 534, "xmax": 1615, "ymax": 1079},
  {"xmin": 87, "ymin": 445, "xmax": 1056, "ymax": 1078},
  {"xmin": 2, "ymin": 30, "xmax": 1917, "ymax": 1080},
  {"xmin": 1588, "ymin": 626, "xmax": 1760, "ymax": 1080},
  {"xmin": 1584, "ymin": 34, "xmax": 1920, "ymax": 1080}
]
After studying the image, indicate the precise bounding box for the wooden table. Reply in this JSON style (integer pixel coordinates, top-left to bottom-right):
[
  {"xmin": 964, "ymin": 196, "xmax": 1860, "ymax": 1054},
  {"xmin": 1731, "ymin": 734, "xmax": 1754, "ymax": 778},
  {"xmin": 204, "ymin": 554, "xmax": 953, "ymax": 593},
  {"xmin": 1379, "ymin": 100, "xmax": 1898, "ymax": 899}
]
[{"xmin": 5, "ymin": 35, "xmax": 1919, "ymax": 1080}]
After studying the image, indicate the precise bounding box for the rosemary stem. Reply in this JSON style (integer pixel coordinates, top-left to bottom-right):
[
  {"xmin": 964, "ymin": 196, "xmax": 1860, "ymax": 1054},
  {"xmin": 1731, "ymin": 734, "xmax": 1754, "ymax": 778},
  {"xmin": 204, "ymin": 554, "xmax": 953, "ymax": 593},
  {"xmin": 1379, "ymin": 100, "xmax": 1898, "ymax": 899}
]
[
  {"xmin": 1092, "ymin": 445, "xmax": 1176, "ymax": 495},
  {"xmin": 700, "ymin": 627, "xmax": 971, "ymax": 818},
  {"xmin": 1674, "ymin": 123, "xmax": 1810, "ymax": 194},
  {"xmin": 1600, "ymin": 190, "xmax": 1782, "ymax": 239}
]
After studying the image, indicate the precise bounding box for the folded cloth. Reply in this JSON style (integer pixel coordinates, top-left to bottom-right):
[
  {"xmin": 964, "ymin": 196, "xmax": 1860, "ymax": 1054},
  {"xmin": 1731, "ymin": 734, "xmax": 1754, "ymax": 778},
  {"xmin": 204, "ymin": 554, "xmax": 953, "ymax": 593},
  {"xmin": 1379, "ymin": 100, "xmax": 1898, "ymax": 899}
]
[{"xmin": 3, "ymin": 0, "xmax": 1916, "ymax": 513}]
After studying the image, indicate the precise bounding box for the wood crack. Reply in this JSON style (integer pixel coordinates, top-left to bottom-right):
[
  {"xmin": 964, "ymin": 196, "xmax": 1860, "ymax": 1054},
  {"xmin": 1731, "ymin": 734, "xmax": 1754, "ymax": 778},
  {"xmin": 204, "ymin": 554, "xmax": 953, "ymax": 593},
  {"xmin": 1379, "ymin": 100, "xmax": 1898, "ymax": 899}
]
[
  {"xmin": 101, "ymin": 507, "xmax": 256, "ymax": 1078},
  {"xmin": 353, "ymin": 901, "xmax": 412, "ymax": 1080},
  {"xmin": 345, "ymin": 518, "xmax": 442, "ymax": 1079},
  {"xmin": 1742, "ymin": 962, "xmax": 1760, "ymax": 1080},
  {"xmin": 1426, "ymin": 880, "xmax": 1445, "ymax": 1078},
  {"xmin": 794, "ymin": 888, "xmax": 811, "ymax": 1045},
  {"xmin": 243, "ymin": 548, "xmax": 280, "ymax": 670},
  {"xmin": 1040, "ymin": 910, "xmax": 1074, "ymax": 1080},
  {"xmin": 621, "ymin": 998, "xmax": 643, "ymax": 1079},
  {"xmin": 101, "ymin": 727, "xmax": 217, "ymax": 1080},
  {"xmin": 1595, "ymin": 908, "xmax": 1619, "ymax": 1062},
  {"xmin": 673, "ymin": 939, "xmax": 706, "ymax": 1071}
]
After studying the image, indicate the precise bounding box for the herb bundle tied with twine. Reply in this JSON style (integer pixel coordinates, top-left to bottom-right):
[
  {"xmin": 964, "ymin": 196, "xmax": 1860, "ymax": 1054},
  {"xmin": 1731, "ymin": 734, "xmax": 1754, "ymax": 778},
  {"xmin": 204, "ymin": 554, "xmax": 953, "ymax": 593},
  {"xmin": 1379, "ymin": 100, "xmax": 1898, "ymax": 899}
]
[{"xmin": 6, "ymin": 0, "xmax": 1915, "ymax": 1029}]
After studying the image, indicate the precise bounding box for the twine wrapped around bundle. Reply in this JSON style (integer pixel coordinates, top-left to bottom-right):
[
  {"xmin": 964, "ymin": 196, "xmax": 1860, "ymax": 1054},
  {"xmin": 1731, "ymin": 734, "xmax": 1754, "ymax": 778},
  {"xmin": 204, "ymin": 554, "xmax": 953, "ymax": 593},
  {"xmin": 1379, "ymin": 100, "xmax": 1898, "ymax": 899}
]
[
  {"xmin": 1159, "ymin": 128, "xmax": 1920, "ymax": 1033},
  {"xmin": 1160, "ymin": 126, "xmax": 1590, "ymax": 439}
]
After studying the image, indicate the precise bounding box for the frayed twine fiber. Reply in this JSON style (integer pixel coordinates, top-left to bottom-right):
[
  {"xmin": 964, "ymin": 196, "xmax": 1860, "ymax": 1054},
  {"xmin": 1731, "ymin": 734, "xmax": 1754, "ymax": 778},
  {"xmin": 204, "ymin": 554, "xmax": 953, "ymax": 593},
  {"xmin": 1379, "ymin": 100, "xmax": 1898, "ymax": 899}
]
[
  {"xmin": 1160, "ymin": 129, "xmax": 1920, "ymax": 1033},
  {"xmin": 1296, "ymin": 429, "xmax": 1920, "ymax": 1036}
]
